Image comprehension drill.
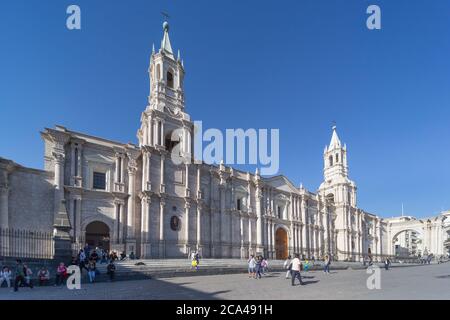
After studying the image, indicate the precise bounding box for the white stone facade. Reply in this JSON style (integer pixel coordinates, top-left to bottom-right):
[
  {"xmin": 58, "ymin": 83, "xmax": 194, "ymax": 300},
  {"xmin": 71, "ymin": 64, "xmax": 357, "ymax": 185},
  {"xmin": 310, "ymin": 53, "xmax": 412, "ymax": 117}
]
[{"xmin": 1, "ymin": 22, "xmax": 448, "ymax": 261}]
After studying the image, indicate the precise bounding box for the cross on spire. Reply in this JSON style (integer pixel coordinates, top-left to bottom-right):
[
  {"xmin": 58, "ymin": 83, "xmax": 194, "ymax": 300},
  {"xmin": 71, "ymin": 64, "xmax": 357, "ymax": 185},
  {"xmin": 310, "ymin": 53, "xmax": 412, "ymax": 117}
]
[
  {"xmin": 332, "ymin": 120, "xmax": 337, "ymax": 130},
  {"xmin": 161, "ymin": 11, "xmax": 170, "ymax": 21}
]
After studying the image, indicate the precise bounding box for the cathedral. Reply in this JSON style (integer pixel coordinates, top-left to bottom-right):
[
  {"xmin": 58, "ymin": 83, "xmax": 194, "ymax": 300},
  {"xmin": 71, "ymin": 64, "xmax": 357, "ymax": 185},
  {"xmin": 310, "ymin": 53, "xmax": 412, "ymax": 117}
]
[{"xmin": 1, "ymin": 22, "xmax": 449, "ymax": 261}]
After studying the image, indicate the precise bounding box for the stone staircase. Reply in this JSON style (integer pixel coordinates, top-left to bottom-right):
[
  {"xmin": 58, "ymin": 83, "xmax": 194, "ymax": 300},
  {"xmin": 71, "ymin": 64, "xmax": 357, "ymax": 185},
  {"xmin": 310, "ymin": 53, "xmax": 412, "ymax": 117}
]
[{"xmin": 93, "ymin": 259, "xmax": 287, "ymax": 282}]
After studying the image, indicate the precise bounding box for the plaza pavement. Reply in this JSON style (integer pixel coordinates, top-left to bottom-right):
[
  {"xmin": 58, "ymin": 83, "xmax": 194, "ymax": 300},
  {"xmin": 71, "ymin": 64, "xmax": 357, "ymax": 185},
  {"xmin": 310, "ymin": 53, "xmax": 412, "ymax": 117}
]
[{"xmin": 1, "ymin": 262, "xmax": 449, "ymax": 300}]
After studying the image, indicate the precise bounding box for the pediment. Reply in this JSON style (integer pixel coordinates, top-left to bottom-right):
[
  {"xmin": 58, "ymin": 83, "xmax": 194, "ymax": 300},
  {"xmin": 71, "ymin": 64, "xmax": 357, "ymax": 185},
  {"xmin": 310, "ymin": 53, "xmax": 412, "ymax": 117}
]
[{"xmin": 264, "ymin": 175, "xmax": 300, "ymax": 194}]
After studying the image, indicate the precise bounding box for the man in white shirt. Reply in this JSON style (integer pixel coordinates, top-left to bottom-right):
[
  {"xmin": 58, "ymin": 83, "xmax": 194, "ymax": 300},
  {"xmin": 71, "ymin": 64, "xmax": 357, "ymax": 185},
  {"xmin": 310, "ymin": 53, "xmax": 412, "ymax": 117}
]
[{"xmin": 291, "ymin": 254, "xmax": 304, "ymax": 286}]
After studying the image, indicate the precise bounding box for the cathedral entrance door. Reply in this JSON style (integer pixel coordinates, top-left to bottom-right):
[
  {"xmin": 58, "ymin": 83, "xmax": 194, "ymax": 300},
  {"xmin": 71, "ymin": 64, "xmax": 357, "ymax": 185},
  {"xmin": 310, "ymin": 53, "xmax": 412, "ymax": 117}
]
[
  {"xmin": 275, "ymin": 228, "xmax": 288, "ymax": 260},
  {"xmin": 85, "ymin": 221, "xmax": 110, "ymax": 251}
]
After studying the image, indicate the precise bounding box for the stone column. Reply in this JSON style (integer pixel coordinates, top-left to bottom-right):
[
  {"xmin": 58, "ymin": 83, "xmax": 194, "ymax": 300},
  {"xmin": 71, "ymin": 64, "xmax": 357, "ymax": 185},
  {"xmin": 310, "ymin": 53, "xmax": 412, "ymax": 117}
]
[
  {"xmin": 160, "ymin": 120, "xmax": 165, "ymax": 146},
  {"xmin": 159, "ymin": 197, "xmax": 166, "ymax": 258},
  {"xmin": 140, "ymin": 198, "xmax": 149, "ymax": 254},
  {"xmin": 126, "ymin": 165, "xmax": 136, "ymax": 239},
  {"xmin": 255, "ymin": 170, "xmax": 264, "ymax": 255},
  {"xmin": 271, "ymin": 222, "xmax": 275, "ymax": 259},
  {"xmin": 196, "ymin": 165, "xmax": 202, "ymax": 252},
  {"xmin": 75, "ymin": 197, "xmax": 82, "ymax": 240},
  {"xmin": 153, "ymin": 119, "xmax": 159, "ymax": 146},
  {"xmin": 0, "ymin": 186, "xmax": 9, "ymax": 228},
  {"xmin": 141, "ymin": 153, "xmax": 147, "ymax": 190},
  {"xmin": 185, "ymin": 163, "xmax": 190, "ymax": 197},
  {"xmin": 240, "ymin": 213, "xmax": 245, "ymax": 258},
  {"xmin": 147, "ymin": 152, "xmax": 152, "ymax": 191},
  {"xmin": 318, "ymin": 227, "xmax": 323, "ymax": 258},
  {"xmin": 301, "ymin": 198, "xmax": 307, "ymax": 257},
  {"xmin": 185, "ymin": 201, "xmax": 191, "ymax": 252},
  {"xmin": 118, "ymin": 202, "xmax": 124, "ymax": 244},
  {"xmin": 53, "ymin": 153, "xmax": 64, "ymax": 196},
  {"xmin": 248, "ymin": 216, "xmax": 253, "ymax": 255},
  {"xmin": 196, "ymin": 201, "xmax": 202, "ymax": 252},
  {"xmin": 209, "ymin": 170, "xmax": 216, "ymax": 257},
  {"xmin": 125, "ymin": 153, "xmax": 138, "ymax": 254},
  {"xmin": 52, "ymin": 149, "xmax": 72, "ymax": 261},
  {"xmin": 267, "ymin": 220, "xmax": 272, "ymax": 257},
  {"xmin": 148, "ymin": 115, "xmax": 153, "ymax": 146},
  {"xmin": 219, "ymin": 185, "xmax": 226, "ymax": 255},
  {"xmin": 113, "ymin": 202, "xmax": 120, "ymax": 244},
  {"xmin": 160, "ymin": 153, "xmax": 165, "ymax": 194}
]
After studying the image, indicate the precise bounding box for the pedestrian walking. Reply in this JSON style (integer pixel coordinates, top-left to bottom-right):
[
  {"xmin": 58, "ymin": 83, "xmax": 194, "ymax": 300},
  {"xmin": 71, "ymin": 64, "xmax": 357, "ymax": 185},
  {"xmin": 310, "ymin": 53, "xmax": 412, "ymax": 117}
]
[
  {"xmin": 384, "ymin": 258, "xmax": 391, "ymax": 270},
  {"xmin": 248, "ymin": 255, "xmax": 256, "ymax": 278},
  {"xmin": 13, "ymin": 259, "xmax": 27, "ymax": 292},
  {"xmin": 284, "ymin": 256, "xmax": 292, "ymax": 279},
  {"xmin": 324, "ymin": 255, "xmax": 331, "ymax": 274},
  {"xmin": 291, "ymin": 254, "xmax": 304, "ymax": 286}
]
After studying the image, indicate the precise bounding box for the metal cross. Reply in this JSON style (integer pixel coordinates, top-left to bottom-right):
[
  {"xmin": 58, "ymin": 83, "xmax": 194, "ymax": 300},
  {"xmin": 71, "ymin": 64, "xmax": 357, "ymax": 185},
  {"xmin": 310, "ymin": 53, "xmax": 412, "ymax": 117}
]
[{"xmin": 161, "ymin": 11, "xmax": 170, "ymax": 20}]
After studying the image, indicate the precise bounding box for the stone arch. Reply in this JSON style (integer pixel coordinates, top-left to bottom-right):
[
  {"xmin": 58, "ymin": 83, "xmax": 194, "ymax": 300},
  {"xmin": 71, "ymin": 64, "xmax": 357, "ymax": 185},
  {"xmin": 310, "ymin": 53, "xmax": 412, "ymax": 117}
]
[
  {"xmin": 391, "ymin": 228, "xmax": 423, "ymax": 258},
  {"xmin": 84, "ymin": 220, "xmax": 111, "ymax": 251}
]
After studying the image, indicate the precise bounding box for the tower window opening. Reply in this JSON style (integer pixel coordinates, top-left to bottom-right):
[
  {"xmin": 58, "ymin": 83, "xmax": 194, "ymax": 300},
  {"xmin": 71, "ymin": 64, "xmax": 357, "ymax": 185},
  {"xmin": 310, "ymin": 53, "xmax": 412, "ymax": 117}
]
[
  {"xmin": 164, "ymin": 131, "xmax": 180, "ymax": 153},
  {"xmin": 237, "ymin": 198, "xmax": 241, "ymax": 211},
  {"xmin": 167, "ymin": 71, "xmax": 174, "ymax": 88},
  {"xmin": 329, "ymin": 156, "xmax": 333, "ymax": 166},
  {"xmin": 336, "ymin": 154, "xmax": 339, "ymax": 163}
]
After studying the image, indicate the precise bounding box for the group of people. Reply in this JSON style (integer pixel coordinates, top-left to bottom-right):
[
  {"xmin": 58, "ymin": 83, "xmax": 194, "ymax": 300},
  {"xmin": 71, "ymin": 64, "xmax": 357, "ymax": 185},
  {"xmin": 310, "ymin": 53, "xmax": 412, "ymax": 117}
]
[
  {"xmin": 247, "ymin": 255, "xmax": 270, "ymax": 279},
  {"xmin": 74, "ymin": 244, "xmax": 121, "ymax": 283},
  {"xmin": 0, "ymin": 244, "xmax": 124, "ymax": 291},
  {"xmin": 0, "ymin": 260, "xmax": 45, "ymax": 291}
]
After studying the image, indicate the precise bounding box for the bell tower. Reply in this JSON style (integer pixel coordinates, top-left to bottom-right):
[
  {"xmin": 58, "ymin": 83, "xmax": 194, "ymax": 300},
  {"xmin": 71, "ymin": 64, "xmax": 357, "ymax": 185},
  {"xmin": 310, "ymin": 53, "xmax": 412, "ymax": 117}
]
[
  {"xmin": 319, "ymin": 125, "xmax": 358, "ymax": 261},
  {"xmin": 137, "ymin": 21, "xmax": 192, "ymax": 159},
  {"xmin": 319, "ymin": 125, "xmax": 356, "ymax": 206}
]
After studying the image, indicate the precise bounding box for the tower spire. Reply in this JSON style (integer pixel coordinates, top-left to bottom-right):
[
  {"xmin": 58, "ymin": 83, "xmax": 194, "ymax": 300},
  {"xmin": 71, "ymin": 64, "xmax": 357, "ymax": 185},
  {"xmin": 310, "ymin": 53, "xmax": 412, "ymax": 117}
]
[
  {"xmin": 160, "ymin": 21, "xmax": 174, "ymax": 59},
  {"xmin": 329, "ymin": 123, "xmax": 341, "ymax": 150}
]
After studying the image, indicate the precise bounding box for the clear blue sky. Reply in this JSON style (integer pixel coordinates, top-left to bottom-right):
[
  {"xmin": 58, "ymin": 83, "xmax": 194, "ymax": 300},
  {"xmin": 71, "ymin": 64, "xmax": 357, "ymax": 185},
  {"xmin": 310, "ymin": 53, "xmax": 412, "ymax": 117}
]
[{"xmin": 1, "ymin": 0, "xmax": 449, "ymax": 218}]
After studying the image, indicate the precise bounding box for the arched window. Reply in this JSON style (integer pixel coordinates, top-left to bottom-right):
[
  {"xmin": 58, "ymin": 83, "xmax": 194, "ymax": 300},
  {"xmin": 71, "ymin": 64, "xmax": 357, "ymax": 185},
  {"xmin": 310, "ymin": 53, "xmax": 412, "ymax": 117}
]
[
  {"xmin": 164, "ymin": 131, "xmax": 180, "ymax": 153},
  {"xmin": 326, "ymin": 193, "xmax": 334, "ymax": 204},
  {"xmin": 336, "ymin": 154, "xmax": 339, "ymax": 163},
  {"xmin": 329, "ymin": 155, "xmax": 333, "ymax": 166},
  {"xmin": 167, "ymin": 71, "xmax": 174, "ymax": 88}
]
